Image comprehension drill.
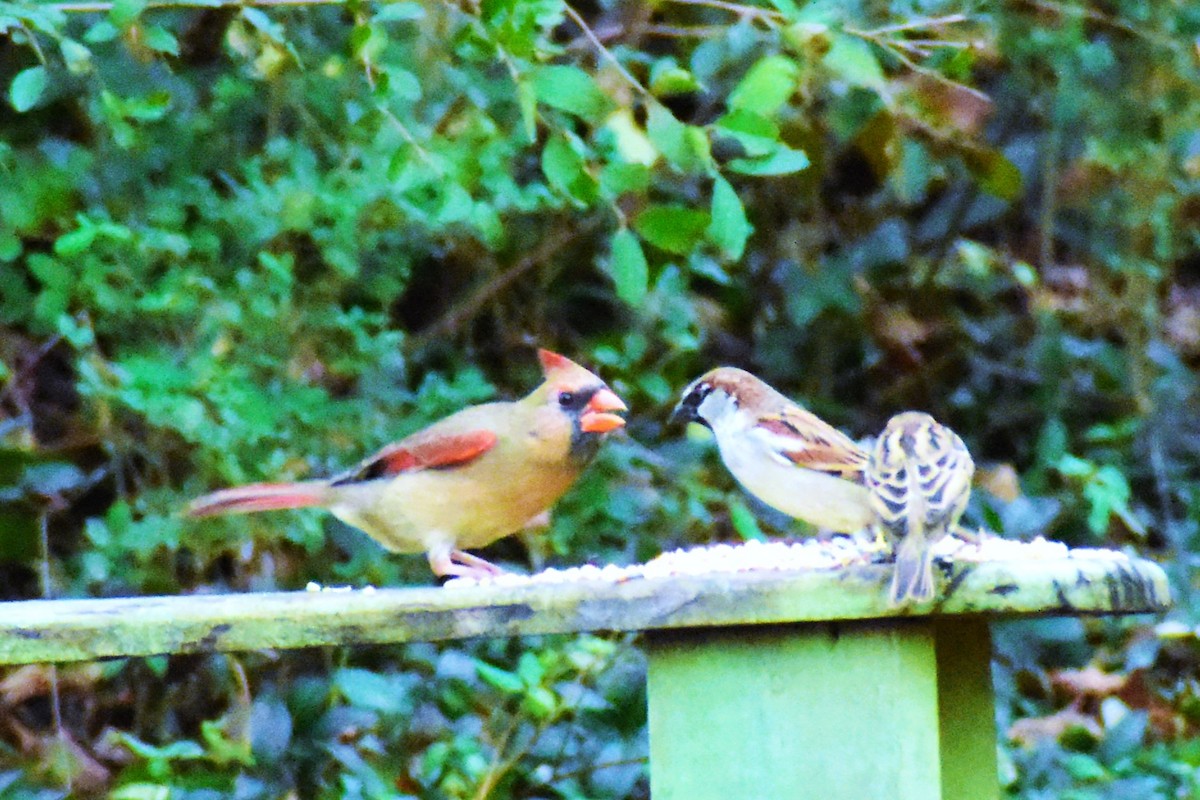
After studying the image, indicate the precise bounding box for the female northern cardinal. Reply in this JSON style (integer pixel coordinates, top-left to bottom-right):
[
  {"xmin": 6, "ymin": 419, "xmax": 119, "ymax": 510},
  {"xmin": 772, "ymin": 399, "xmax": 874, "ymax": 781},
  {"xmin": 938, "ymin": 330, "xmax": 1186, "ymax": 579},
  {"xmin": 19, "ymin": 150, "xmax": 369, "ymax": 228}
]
[
  {"xmin": 188, "ymin": 349, "xmax": 626, "ymax": 579},
  {"xmin": 672, "ymin": 367, "xmax": 873, "ymax": 534},
  {"xmin": 865, "ymin": 411, "xmax": 975, "ymax": 605}
]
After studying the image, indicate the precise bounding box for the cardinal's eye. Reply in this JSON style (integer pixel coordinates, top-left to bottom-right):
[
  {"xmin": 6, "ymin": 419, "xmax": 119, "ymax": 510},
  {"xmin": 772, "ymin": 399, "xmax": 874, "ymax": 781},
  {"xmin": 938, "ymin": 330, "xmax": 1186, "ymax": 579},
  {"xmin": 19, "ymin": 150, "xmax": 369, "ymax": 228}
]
[{"xmin": 558, "ymin": 391, "xmax": 576, "ymax": 408}]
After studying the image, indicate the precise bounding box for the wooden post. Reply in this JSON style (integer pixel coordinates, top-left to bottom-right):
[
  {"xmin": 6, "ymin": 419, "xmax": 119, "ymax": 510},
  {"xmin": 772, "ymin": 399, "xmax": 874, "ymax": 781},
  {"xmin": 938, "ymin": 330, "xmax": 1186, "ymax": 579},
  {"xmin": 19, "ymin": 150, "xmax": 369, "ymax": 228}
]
[
  {"xmin": 647, "ymin": 618, "xmax": 1001, "ymax": 800},
  {"xmin": 936, "ymin": 619, "xmax": 998, "ymax": 800},
  {"xmin": 648, "ymin": 620, "xmax": 942, "ymax": 799}
]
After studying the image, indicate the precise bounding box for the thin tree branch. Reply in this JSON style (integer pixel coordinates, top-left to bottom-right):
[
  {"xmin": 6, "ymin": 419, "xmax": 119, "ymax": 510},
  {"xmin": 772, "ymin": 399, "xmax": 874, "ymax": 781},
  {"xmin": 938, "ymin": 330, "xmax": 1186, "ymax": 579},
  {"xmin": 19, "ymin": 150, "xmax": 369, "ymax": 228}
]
[
  {"xmin": 39, "ymin": 512, "xmax": 71, "ymax": 796},
  {"xmin": 662, "ymin": 0, "xmax": 783, "ymax": 21},
  {"xmin": 847, "ymin": 27, "xmax": 991, "ymax": 102},
  {"xmin": 644, "ymin": 24, "xmax": 727, "ymax": 38},
  {"xmin": 406, "ymin": 217, "xmax": 604, "ymax": 353},
  {"xmin": 562, "ymin": 3, "xmax": 653, "ymax": 101},
  {"xmin": 862, "ymin": 14, "xmax": 969, "ymax": 36},
  {"xmin": 49, "ymin": 0, "xmax": 342, "ymax": 12},
  {"xmin": 549, "ymin": 757, "xmax": 649, "ymax": 784}
]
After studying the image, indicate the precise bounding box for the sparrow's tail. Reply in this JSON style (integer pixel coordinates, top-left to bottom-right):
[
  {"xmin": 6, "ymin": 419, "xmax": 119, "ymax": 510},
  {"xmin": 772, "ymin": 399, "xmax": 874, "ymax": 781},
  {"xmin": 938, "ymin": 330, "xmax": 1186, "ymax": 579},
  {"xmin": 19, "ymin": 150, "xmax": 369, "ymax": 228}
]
[
  {"xmin": 186, "ymin": 482, "xmax": 328, "ymax": 517},
  {"xmin": 889, "ymin": 535, "xmax": 935, "ymax": 605}
]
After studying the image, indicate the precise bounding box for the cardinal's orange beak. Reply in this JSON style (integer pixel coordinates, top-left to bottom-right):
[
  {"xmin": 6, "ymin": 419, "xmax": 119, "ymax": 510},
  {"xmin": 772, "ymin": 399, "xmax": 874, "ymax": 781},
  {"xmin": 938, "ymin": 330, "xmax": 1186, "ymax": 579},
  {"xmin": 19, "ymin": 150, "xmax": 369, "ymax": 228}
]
[{"xmin": 580, "ymin": 388, "xmax": 628, "ymax": 433}]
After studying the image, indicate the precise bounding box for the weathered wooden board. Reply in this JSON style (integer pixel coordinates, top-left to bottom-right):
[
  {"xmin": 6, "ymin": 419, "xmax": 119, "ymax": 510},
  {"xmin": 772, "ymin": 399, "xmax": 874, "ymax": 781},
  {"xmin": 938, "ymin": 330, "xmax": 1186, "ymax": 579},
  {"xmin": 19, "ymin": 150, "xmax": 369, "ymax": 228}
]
[
  {"xmin": 648, "ymin": 620, "xmax": 944, "ymax": 800},
  {"xmin": 0, "ymin": 554, "xmax": 1169, "ymax": 664}
]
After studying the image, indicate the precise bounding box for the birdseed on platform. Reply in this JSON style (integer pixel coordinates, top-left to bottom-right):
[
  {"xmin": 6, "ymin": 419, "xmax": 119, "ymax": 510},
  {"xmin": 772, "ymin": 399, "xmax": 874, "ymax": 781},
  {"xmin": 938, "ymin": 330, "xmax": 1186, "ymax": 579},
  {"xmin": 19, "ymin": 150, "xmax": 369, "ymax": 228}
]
[
  {"xmin": 442, "ymin": 533, "xmax": 1130, "ymax": 589},
  {"xmin": 305, "ymin": 582, "xmax": 376, "ymax": 594}
]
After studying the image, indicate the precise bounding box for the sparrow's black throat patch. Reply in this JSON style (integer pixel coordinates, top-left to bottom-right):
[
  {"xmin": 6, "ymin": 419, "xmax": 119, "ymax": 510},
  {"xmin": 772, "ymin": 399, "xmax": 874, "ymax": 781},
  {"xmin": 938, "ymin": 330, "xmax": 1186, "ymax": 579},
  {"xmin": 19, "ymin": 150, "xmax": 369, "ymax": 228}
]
[{"xmin": 670, "ymin": 383, "xmax": 713, "ymax": 427}]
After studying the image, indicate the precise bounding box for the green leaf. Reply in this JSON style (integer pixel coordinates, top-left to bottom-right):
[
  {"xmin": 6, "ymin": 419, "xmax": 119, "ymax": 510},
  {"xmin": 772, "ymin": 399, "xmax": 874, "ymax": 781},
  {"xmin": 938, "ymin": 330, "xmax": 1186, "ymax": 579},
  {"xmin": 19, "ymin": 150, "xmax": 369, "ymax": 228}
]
[
  {"xmin": 646, "ymin": 103, "xmax": 711, "ymax": 174},
  {"xmin": 637, "ymin": 372, "xmax": 672, "ymax": 402},
  {"xmin": 475, "ymin": 661, "xmax": 524, "ymax": 694},
  {"xmin": 335, "ymin": 668, "xmax": 410, "ymax": 715},
  {"xmin": 728, "ymin": 145, "xmax": 810, "ymax": 176},
  {"xmin": 708, "ymin": 176, "xmax": 752, "ymax": 260},
  {"xmin": 607, "ymin": 229, "xmax": 649, "ymax": 306},
  {"xmin": 125, "ymin": 91, "xmax": 172, "ymax": 121},
  {"xmin": 600, "ymin": 162, "xmax": 651, "ymax": 196},
  {"xmin": 729, "ymin": 496, "xmax": 767, "ymax": 541},
  {"xmin": 55, "ymin": 226, "xmax": 97, "ymax": 257},
  {"xmin": 60, "ymin": 39, "xmax": 93, "ymax": 75},
  {"xmin": 605, "ymin": 108, "xmax": 656, "ymax": 166},
  {"xmin": 531, "ymin": 65, "xmax": 612, "ymax": 122},
  {"xmin": 10, "ymin": 66, "xmax": 47, "ymax": 113},
  {"xmin": 541, "ymin": 134, "xmax": 597, "ymax": 204},
  {"xmin": 374, "ymin": 1, "xmax": 425, "ymax": 22},
  {"xmin": 634, "ymin": 204, "xmax": 711, "ymax": 256},
  {"xmin": 0, "ymin": 232, "xmax": 21, "ymax": 262},
  {"xmin": 56, "ymin": 313, "xmax": 95, "ymax": 349},
  {"xmin": 516, "ymin": 651, "xmax": 545, "ymax": 686},
  {"xmin": 143, "ymin": 25, "xmax": 179, "ymax": 56},
  {"xmin": 1063, "ymin": 753, "xmax": 1107, "ymax": 783},
  {"xmin": 650, "ymin": 58, "xmax": 702, "ymax": 97},
  {"xmin": 729, "ymin": 55, "xmax": 799, "ymax": 116},
  {"xmin": 824, "ymin": 35, "xmax": 886, "ymax": 90},
  {"xmin": 111, "ymin": 783, "xmax": 171, "ymax": 800},
  {"xmin": 964, "ymin": 147, "xmax": 1023, "ymax": 200},
  {"xmin": 516, "ymin": 79, "xmax": 537, "ymax": 142},
  {"xmin": 436, "ymin": 182, "xmax": 474, "ymax": 224},
  {"xmin": 28, "ymin": 253, "xmax": 71, "ymax": 288},
  {"xmin": 380, "ymin": 66, "xmax": 420, "ymax": 101},
  {"xmin": 110, "ymin": 0, "xmax": 148, "ymax": 30},
  {"xmin": 713, "ymin": 109, "xmax": 781, "ymax": 157},
  {"xmin": 522, "ymin": 686, "xmax": 558, "ymax": 719},
  {"xmin": 84, "ymin": 20, "xmax": 119, "ymax": 43},
  {"xmin": 349, "ymin": 22, "xmax": 387, "ymax": 61}
]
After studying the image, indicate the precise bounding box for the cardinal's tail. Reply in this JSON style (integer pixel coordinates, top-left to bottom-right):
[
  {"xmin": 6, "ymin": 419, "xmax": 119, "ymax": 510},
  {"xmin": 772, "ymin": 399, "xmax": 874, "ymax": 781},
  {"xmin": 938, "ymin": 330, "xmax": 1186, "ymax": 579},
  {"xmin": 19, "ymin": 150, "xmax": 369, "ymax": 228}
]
[{"xmin": 186, "ymin": 482, "xmax": 328, "ymax": 517}]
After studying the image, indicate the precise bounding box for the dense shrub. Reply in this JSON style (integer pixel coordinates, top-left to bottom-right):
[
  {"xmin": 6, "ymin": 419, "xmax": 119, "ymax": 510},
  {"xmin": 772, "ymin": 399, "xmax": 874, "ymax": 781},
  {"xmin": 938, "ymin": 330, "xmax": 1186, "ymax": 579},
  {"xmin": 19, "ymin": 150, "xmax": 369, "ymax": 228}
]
[{"xmin": 1, "ymin": 0, "xmax": 1198, "ymax": 796}]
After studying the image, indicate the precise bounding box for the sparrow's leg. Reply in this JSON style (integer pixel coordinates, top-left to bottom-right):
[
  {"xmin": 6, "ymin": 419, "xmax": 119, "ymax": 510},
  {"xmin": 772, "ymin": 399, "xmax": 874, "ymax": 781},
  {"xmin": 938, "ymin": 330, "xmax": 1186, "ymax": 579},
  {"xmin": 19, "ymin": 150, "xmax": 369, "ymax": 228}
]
[
  {"xmin": 951, "ymin": 523, "xmax": 983, "ymax": 545},
  {"xmin": 860, "ymin": 524, "xmax": 891, "ymax": 560}
]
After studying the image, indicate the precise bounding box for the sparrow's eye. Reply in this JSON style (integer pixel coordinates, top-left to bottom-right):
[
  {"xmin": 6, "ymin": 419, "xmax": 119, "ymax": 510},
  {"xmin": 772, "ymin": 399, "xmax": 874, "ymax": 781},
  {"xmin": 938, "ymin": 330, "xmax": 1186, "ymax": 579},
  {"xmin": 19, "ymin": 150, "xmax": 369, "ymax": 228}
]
[{"xmin": 558, "ymin": 391, "xmax": 576, "ymax": 408}]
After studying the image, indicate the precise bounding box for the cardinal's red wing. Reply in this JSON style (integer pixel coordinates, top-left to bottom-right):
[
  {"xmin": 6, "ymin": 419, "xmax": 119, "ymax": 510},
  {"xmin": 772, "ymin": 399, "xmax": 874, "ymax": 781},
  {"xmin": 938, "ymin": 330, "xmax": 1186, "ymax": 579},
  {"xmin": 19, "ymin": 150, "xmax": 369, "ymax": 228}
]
[{"xmin": 334, "ymin": 430, "xmax": 498, "ymax": 484}]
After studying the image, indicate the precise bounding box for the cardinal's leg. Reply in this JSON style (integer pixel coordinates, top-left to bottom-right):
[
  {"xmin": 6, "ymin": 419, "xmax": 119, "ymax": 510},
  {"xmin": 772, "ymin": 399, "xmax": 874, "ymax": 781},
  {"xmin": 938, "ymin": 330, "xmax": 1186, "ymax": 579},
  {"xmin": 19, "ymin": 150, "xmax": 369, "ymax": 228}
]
[
  {"xmin": 426, "ymin": 544, "xmax": 504, "ymax": 579},
  {"xmin": 450, "ymin": 549, "xmax": 505, "ymax": 576}
]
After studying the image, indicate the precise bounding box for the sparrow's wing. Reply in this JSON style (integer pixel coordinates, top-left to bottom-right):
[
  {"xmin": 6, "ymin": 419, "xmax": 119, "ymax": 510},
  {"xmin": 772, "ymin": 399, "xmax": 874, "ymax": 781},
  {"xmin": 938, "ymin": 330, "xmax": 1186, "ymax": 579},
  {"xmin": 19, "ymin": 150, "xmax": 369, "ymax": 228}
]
[
  {"xmin": 333, "ymin": 430, "xmax": 498, "ymax": 484},
  {"xmin": 753, "ymin": 409, "xmax": 869, "ymax": 481},
  {"xmin": 922, "ymin": 427, "xmax": 975, "ymax": 526}
]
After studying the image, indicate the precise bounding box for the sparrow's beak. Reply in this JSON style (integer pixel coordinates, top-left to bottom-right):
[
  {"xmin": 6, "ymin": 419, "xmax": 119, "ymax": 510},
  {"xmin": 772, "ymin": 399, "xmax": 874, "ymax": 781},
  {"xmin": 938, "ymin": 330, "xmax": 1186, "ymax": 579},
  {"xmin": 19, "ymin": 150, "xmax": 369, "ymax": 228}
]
[
  {"xmin": 668, "ymin": 400, "xmax": 693, "ymax": 427},
  {"xmin": 580, "ymin": 388, "xmax": 627, "ymax": 433},
  {"xmin": 670, "ymin": 388, "xmax": 704, "ymax": 427}
]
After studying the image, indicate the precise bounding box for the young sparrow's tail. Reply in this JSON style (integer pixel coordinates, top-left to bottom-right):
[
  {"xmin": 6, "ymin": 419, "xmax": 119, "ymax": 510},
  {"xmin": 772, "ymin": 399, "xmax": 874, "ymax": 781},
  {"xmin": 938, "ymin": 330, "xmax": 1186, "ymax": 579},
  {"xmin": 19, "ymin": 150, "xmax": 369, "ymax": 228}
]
[
  {"xmin": 187, "ymin": 482, "xmax": 328, "ymax": 517},
  {"xmin": 889, "ymin": 533, "xmax": 935, "ymax": 604}
]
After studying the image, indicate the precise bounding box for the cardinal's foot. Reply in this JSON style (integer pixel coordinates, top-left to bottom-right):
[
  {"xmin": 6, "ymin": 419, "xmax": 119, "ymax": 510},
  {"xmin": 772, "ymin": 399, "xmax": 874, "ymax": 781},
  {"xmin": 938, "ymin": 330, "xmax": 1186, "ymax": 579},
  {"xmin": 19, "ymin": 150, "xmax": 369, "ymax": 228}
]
[{"xmin": 428, "ymin": 548, "xmax": 506, "ymax": 580}]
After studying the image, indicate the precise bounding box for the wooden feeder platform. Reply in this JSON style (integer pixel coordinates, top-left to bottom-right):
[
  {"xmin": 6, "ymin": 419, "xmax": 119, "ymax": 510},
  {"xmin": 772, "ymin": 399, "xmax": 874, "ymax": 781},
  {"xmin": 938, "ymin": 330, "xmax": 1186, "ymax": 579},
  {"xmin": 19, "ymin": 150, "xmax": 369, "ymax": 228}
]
[{"xmin": 0, "ymin": 547, "xmax": 1170, "ymax": 800}]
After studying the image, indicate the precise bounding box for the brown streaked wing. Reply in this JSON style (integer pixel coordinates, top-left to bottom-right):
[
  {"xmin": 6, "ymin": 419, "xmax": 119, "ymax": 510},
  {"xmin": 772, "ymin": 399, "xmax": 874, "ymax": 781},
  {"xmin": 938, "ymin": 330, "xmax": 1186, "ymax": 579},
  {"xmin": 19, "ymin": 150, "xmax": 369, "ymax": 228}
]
[{"xmin": 758, "ymin": 410, "xmax": 869, "ymax": 481}]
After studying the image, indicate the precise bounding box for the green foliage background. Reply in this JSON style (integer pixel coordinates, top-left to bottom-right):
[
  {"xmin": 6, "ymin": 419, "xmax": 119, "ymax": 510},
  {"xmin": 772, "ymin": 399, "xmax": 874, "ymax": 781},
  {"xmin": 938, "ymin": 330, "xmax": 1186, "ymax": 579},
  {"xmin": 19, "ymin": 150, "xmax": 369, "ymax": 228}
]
[{"xmin": 1, "ymin": 0, "xmax": 1199, "ymax": 796}]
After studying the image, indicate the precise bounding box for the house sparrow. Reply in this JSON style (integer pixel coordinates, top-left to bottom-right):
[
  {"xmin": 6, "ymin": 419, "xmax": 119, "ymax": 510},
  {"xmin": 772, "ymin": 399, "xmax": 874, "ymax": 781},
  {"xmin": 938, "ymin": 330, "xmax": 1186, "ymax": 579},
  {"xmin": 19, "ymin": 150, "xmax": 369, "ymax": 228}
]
[
  {"xmin": 865, "ymin": 411, "xmax": 975, "ymax": 605},
  {"xmin": 187, "ymin": 349, "xmax": 627, "ymax": 579},
  {"xmin": 672, "ymin": 367, "xmax": 873, "ymax": 533}
]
